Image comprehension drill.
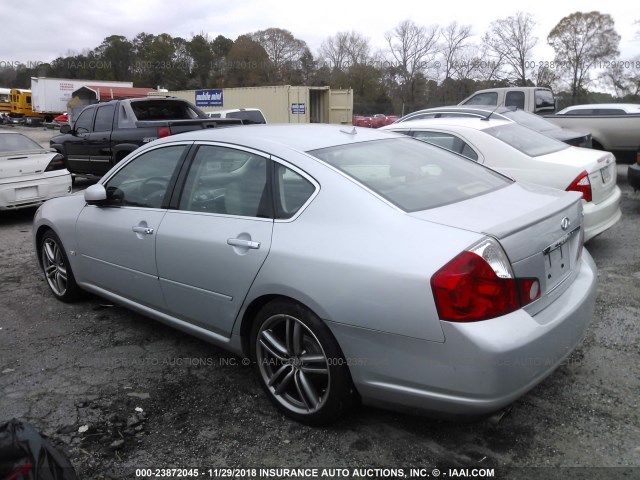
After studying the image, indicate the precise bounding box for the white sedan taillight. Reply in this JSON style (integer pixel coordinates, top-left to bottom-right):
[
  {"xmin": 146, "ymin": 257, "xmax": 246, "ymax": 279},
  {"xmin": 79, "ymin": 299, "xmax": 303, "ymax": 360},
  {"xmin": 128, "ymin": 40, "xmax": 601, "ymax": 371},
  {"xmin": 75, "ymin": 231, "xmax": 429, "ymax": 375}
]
[{"xmin": 431, "ymin": 238, "xmax": 540, "ymax": 322}]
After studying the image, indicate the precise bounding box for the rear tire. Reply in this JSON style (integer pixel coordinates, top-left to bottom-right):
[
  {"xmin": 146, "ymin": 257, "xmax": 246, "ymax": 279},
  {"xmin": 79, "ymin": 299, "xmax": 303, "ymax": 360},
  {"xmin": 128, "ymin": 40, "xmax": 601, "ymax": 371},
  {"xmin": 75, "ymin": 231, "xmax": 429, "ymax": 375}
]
[
  {"xmin": 250, "ymin": 300, "xmax": 355, "ymax": 425},
  {"xmin": 40, "ymin": 230, "xmax": 82, "ymax": 302}
]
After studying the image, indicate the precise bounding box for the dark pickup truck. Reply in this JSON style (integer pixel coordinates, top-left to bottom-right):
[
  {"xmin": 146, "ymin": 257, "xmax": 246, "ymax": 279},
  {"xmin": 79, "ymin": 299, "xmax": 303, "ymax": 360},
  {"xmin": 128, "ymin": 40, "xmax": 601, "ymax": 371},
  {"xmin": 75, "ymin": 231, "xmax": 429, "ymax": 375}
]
[{"xmin": 50, "ymin": 98, "xmax": 240, "ymax": 178}]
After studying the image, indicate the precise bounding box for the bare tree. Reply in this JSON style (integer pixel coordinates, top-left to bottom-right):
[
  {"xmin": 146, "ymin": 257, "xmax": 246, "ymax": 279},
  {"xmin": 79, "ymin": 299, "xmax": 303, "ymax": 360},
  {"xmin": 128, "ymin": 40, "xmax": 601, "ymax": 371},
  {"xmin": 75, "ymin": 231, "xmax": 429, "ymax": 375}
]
[
  {"xmin": 484, "ymin": 12, "xmax": 537, "ymax": 86},
  {"xmin": 319, "ymin": 31, "xmax": 370, "ymax": 69},
  {"xmin": 385, "ymin": 20, "xmax": 439, "ymax": 110},
  {"xmin": 548, "ymin": 11, "xmax": 620, "ymax": 102},
  {"xmin": 439, "ymin": 22, "xmax": 473, "ymax": 80}
]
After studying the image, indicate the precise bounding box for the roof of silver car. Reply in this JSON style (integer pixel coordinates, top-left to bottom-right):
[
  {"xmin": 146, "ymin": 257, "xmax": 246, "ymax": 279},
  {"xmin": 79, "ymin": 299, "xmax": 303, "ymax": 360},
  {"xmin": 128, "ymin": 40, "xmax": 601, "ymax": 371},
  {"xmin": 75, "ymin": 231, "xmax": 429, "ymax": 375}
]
[{"xmin": 156, "ymin": 123, "xmax": 404, "ymax": 152}]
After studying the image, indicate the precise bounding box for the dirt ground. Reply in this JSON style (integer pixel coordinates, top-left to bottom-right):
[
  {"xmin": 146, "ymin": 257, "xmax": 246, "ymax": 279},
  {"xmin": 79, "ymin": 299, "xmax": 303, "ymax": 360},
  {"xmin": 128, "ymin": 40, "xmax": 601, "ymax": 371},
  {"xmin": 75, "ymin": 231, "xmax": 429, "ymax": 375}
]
[{"xmin": 0, "ymin": 125, "xmax": 638, "ymax": 479}]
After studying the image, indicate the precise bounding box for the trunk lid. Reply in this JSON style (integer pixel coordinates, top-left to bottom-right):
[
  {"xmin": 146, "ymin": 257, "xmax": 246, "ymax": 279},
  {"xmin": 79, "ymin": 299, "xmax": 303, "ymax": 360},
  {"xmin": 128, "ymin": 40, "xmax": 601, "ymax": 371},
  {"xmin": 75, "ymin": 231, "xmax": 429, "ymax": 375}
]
[
  {"xmin": 0, "ymin": 150, "xmax": 53, "ymax": 179},
  {"xmin": 539, "ymin": 147, "xmax": 617, "ymax": 204},
  {"xmin": 412, "ymin": 182, "xmax": 584, "ymax": 316}
]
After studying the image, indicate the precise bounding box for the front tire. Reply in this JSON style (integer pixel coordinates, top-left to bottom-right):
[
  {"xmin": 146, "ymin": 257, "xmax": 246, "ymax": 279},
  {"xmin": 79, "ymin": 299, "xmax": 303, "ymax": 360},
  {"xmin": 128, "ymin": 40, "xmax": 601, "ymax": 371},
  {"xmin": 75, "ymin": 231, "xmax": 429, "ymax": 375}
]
[
  {"xmin": 40, "ymin": 230, "xmax": 82, "ymax": 302},
  {"xmin": 250, "ymin": 300, "xmax": 355, "ymax": 425}
]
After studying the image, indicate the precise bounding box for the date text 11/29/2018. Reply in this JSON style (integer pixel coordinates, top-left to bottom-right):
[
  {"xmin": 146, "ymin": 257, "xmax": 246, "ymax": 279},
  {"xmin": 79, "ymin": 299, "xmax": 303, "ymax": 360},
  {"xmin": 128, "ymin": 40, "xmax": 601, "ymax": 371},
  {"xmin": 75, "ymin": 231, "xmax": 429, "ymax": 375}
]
[{"xmin": 134, "ymin": 467, "xmax": 496, "ymax": 478}]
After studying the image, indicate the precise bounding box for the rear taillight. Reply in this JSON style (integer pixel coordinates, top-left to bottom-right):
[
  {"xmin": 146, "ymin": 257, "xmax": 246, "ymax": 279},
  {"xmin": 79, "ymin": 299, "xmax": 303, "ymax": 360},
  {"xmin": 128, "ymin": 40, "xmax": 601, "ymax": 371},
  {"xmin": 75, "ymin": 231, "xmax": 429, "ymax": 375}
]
[
  {"xmin": 157, "ymin": 126, "xmax": 171, "ymax": 138},
  {"xmin": 44, "ymin": 153, "xmax": 66, "ymax": 172},
  {"xmin": 431, "ymin": 238, "xmax": 540, "ymax": 322},
  {"xmin": 566, "ymin": 171, "xmax": 592, "ymax": 202}
]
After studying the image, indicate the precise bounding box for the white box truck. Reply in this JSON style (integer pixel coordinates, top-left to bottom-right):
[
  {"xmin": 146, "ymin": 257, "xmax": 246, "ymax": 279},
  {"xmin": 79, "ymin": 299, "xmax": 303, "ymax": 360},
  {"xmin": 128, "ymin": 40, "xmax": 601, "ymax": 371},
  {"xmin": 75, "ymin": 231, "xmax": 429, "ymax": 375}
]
[{"xmin": 30, "ymin": 77, "xmax": 133, "ymax": 118}]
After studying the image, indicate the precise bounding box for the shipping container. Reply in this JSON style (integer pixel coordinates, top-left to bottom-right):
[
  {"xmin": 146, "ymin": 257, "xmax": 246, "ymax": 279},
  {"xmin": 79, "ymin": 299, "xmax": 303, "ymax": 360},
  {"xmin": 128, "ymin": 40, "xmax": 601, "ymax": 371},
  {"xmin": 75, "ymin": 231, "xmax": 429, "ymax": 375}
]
[{"xmin": 161, "ymin": 85, "xmax": 353, "ymax": 124}]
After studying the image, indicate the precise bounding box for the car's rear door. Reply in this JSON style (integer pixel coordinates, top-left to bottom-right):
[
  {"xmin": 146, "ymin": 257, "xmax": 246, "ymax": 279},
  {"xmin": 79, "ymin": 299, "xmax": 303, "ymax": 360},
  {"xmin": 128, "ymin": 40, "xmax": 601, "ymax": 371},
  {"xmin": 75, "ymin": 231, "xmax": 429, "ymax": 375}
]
[{"xmin": 155, "ymin": 144, "xmax": 274, "ymax": 336}]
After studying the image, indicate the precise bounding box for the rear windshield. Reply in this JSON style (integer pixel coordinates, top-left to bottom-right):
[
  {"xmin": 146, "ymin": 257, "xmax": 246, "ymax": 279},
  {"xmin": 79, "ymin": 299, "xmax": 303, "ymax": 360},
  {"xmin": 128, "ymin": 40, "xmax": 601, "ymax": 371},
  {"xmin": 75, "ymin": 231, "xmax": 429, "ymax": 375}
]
[
  {"xmin": 484, "ymin": 123, "xmax": 568, "ymax": 157},
  {"xmin": 503, "ymin": 109, "xmax": 557, "ymax": 132},
  {"xmin": 309, "ymin": 138, "xmax": 509, "ymax": 212},
  {"xmin": 131, "ymin": 101, "xmax": 203, "ymax": 120},
  {"xmin": 0, "ymin": 133, "xmax": 43, "ymax": 152}
]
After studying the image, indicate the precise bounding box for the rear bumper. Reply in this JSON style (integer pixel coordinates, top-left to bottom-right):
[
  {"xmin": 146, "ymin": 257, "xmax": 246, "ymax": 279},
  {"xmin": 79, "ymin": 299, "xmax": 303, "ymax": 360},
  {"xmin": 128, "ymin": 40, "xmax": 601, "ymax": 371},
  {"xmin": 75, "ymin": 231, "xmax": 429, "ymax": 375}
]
[
  {"xmin": 0, "ymin": 172, "xmax": 72, "ymax": 210},
  {"xmin": 583, "ymin": 186, "xmax": 622, "ymax": 241},
  {"xmin": 327, "ymin": 251, "xmax": 597, "ymax": 417},
  {"xmin": 628, "ymin": 163, "xmax": 640, "ymax": 191}
]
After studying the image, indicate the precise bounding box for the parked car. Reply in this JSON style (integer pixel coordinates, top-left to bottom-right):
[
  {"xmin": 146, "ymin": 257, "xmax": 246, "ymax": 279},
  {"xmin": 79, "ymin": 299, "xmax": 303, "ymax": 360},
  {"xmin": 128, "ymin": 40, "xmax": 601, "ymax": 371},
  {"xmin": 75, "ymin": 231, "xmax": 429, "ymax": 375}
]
[
  {"xmin": 205, "ymin": 108, "xmax": 267, "ymax": 124},
  {"xmin": 556, "ymin": 104, "xmax": 640, "ymax": 115},
  {"xmin": 50, "ymin": 98, "xmax": 239, "ymax": 179},
  {"xmin": 0, "ymin": 132, "xmax": 71, "ymax": 211},
  {"xmin": 53, "ymin": 113, "xmax": 69, "ymax": 125},
  {"xmin": 33, "ymin": 124, "xmax": 597, "ymax": 425},
  {"xmin": 458, "ymin": 87, "xmax": 557, "ymax": 114},
  {"xmin": 382, "ymin": 117, "xmax": 621, "ymax": 241},
  {"xmin": 352, "ymin": 114, "xmax": 398, "ymax": 128},
  {"xmin": 545, "ymin": 103, "xmax": 640, "ymax": 155},
  {"xmin": 395, "ymin": 106, "xmax": 592, "ymax": 148}
]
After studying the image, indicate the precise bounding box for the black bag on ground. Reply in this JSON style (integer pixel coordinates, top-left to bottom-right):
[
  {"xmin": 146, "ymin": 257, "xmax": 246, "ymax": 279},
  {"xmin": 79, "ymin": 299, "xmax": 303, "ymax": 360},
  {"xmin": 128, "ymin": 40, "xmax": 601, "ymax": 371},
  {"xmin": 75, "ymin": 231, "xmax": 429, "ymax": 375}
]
[{"xmin": 0, "ymin": 419, "xmax": 78, "ymax": 480}]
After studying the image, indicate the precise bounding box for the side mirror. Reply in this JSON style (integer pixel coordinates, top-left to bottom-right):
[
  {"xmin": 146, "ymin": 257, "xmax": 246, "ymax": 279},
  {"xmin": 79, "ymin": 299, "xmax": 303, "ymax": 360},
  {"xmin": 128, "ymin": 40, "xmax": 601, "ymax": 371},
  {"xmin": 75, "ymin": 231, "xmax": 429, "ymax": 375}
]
[
  {"xmin": 59, "ymin": 124, "xmax": 71, "ymax": 134},
  {"xmin": 84, "ymin": 183, "xmax": 107, "ymax": 205}
]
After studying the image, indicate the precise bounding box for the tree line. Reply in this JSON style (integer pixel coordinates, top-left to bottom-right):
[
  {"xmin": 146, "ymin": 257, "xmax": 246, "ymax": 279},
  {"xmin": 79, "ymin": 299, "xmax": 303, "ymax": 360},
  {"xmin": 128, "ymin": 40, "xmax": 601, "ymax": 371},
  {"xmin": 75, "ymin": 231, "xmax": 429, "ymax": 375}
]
[{"xmin": 1, "ymin": 11, "xmax": 637, "ymax": 114}]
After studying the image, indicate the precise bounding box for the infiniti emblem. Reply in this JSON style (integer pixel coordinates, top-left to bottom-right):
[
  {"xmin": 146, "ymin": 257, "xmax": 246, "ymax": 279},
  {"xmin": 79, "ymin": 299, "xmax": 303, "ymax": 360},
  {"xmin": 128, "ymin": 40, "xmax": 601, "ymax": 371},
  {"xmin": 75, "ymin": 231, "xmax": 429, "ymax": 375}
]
[{"xmin": 561, "ymin": 217, "xmax": 571, "ymax": 231}]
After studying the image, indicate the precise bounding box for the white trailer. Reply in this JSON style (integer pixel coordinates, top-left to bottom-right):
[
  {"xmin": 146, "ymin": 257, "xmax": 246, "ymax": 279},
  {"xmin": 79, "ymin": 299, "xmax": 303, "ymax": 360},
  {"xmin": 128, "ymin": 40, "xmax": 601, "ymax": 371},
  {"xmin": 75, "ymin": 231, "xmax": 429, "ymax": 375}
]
[{"xmin": 30, "ymin": 77, "xmax": 133, "ymax": 115}]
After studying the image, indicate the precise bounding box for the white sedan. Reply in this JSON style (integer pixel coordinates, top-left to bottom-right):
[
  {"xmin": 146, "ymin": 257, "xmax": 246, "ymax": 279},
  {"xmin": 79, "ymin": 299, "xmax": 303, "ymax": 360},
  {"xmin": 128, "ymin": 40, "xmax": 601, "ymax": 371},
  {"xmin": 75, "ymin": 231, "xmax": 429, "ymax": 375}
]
[
  {"xmin": 0, "ymin": 132, "xmax": 72, "ymax": 211},
  {"xmin": 382, "ymin": 118, "xmax": 621, "ymax": 241}
]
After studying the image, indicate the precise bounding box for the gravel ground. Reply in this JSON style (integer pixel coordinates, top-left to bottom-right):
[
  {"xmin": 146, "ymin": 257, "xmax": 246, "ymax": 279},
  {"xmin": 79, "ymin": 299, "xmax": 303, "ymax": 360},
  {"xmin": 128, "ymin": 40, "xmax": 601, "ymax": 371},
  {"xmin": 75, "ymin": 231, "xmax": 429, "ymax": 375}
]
[{"xmin": 0, "ymin": 126, "xmax": 638, "ymax": 479}]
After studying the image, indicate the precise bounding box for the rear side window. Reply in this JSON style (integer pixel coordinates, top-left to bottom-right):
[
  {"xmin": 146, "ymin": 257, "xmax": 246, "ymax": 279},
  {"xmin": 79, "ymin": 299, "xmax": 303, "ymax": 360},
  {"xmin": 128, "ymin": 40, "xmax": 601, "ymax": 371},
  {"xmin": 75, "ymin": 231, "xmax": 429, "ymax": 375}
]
[
  {"xmin": 505, "ymin": 91, "xmax": 525, "ymax": 109},
  {"xmin": 93, "ymin": 104, "xmax": 115, "ymax": 132},
  {"xmin": 593, "ymin": 109, "xmax": 626, "ymax": 115},
  {"xmin": 462, "ymin": 92, "xmax": 498, "ymax": 106},
  {"xmin": 534, "ymin": 89, "xmax": 555, "ymax": 111},
  {"xmin": 178, "ymin": 145, "xmax": 270, "ymax": 218},
  {"xmin": 310, "ymin": 138, "xmax": 508, "ymax": 212},
  {"xmin": 274, "ymin": 164, "xmax": 315, "ymax": 219}
]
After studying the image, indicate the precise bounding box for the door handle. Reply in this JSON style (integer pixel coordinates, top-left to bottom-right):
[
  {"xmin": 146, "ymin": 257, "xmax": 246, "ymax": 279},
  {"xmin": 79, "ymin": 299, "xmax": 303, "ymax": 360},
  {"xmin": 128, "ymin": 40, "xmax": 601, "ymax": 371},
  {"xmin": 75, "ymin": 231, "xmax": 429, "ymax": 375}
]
[
  {"xmin": 227, "ymin": 238, "xmax": 260, "ymax": 249},
  {"xmin": 132, "ymin": 226, "xmax": 154, "ymax": 235}
]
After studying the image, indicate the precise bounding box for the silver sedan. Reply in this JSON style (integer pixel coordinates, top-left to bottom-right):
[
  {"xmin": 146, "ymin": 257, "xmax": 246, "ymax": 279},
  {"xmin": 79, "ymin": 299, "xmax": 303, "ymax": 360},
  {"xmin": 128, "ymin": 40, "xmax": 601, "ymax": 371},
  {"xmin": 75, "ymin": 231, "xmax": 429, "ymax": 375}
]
[{"xmin": 33, "ymin": 125, "xmax": 597, "ymax": 425}]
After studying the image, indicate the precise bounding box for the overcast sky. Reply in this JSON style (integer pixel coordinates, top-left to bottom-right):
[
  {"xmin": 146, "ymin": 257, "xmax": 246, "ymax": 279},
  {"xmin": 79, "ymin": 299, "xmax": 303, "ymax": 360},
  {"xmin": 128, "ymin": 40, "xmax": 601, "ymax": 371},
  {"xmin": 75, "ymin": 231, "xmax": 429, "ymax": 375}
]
[{"xmin": 2, "ymin": 0, "xmax": 638, "ymax": 66}]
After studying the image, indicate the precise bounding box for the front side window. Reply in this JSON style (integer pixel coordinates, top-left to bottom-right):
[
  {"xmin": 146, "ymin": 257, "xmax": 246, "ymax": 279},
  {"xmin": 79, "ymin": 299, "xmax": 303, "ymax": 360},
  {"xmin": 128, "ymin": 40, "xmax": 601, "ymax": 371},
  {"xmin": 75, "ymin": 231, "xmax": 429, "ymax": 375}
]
[
  {"xmin": 411, "ymin": 131, "xmax": 479, "ymax": 161},
  {"xmin": 310, "ymin": 138, "xmax": 508, "ymax": 212},
  {"xmin": 103, "ymin": 145, "xmax": 185, "ymax": 208},
  {"xmin": 179, "ymin": 145, "xmax": 270, "ymax": 217},
  {"xmin": 74, "ymin": 108, "xmax": 94, "ymax": 133},
  {"xmin": 462, "ymin": 92, "xmax": 498, "ymax": 106}
]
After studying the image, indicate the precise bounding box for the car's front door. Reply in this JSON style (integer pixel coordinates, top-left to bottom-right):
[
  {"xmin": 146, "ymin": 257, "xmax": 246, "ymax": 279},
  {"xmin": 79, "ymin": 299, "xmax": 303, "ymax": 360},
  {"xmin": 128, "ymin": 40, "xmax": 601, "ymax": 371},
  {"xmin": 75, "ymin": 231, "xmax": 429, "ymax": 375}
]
[
  {"xmin": 75, "ymin": 144, "xmax": 189, "ymax": 309},
  {"xmin": 64, "ymin": 106, "xmax": 96, "ymax": 174},
  {"xmin": 155, "ymin": 144, "xmax": 274, "ymax": 336}
]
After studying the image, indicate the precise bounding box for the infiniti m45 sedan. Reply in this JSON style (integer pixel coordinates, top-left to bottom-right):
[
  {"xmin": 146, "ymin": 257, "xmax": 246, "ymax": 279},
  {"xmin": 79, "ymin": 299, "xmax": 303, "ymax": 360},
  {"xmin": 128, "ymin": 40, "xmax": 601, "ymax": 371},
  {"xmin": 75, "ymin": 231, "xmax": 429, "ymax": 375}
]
[{"xmin": 33, "ymin": 124, "xmax": 597, "ymax": 425}]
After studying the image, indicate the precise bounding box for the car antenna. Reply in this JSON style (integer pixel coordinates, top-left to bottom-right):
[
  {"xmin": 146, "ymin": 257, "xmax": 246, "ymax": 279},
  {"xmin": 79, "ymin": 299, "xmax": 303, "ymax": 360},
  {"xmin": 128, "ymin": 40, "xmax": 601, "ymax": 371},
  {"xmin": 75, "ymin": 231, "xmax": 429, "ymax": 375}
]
[
  {"xmin": 340, "ymin": 126, "xmax": 358, "ymax": 135},
  {"xmin": 481, "ymin": 105, "xmax": 501, "ymax": 121}
]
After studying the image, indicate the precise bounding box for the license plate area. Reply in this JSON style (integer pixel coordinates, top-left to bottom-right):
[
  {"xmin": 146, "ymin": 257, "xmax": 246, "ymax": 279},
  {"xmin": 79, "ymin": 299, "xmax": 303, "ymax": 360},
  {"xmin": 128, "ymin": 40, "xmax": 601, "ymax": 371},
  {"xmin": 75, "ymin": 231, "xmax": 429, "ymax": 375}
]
[
  {"xmin": 600, "ymin": 165, "xmax": 612, "ymax": 183},
  {"xmin": 15, "ymin": 186, "xmax": 38, "ymax": 200},
  {"xmin": 544, "ymin": 241, "xmax": 571, "ymax": 290}
]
